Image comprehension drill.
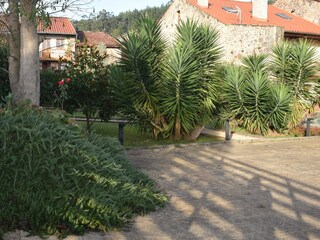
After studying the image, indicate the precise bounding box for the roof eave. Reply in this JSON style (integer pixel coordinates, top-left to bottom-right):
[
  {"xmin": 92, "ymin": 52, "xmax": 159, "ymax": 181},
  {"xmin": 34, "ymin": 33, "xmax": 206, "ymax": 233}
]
[
  {"xmin": 284, "ymin": 31, "xmax": 320, "ymax": 41},
  {"xmin": 38, "ymin": 32, "xmax": 77, "ymax": 36}
]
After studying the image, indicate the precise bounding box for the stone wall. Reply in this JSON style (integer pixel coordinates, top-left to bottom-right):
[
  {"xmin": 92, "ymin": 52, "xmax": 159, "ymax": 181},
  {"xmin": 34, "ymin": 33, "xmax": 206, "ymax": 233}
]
[
  {"xmin": 274, "ymin": 0, "xmax": 320, "ymax": 25},
  {"xmin": 160, "ymin": 0, "xmax": 283, "ymax": 63}
]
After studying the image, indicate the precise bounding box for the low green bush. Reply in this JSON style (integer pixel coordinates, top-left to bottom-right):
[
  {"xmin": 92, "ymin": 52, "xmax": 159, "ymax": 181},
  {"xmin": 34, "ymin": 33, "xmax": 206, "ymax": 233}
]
[{"xmin": 0, "ymin": 101, "xmax": 167, "ymax": 238}]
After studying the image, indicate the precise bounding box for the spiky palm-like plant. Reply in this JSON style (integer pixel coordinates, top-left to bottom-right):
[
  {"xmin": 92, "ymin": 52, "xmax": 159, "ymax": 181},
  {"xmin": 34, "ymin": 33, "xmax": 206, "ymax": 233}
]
[
  {"xmin": 271, "ymin": 39, "xmax": 320, "ymax": 127},
  {"xmin": 110, "ymin": 16, "xmax": 166, "ymax": 137},
  {"xmin": 111, "ymin": 17, "xmax": 221, "ymax": 140},
  {"xmin": 222, "ymin": 56, "xmax": 292, "ymax": 135},
  {"xmin": 161, "ymin": 20, "xmax": 221, "ymax": 139}
]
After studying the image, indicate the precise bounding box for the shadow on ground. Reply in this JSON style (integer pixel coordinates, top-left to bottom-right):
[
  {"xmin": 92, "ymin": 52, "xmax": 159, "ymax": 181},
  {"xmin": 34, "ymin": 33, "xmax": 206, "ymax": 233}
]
[
  {"xmin": 4, "ymin": 138, "xmax": 320, "ymax": 240},
  {"xmin": 123, "ymin": 139, "xmax": 320, "ymax": 240}
]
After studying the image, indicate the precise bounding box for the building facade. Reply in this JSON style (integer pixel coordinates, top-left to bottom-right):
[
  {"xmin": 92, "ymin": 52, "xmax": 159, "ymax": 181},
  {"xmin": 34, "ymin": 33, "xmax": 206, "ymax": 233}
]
[
  {"xmin": 274, "ymin": 0, "xmax": 320, "ymax": 25},
  {"xmin": 77, "ymin": 31, "xmax": 120, "ymax": 65},
  {"xmin": 161, "ymin": 0, "xmax": 320, "ymax": 63},
  {"xmin": 38, "ymin": 17, "xmax": 77, "ymax": 70}
]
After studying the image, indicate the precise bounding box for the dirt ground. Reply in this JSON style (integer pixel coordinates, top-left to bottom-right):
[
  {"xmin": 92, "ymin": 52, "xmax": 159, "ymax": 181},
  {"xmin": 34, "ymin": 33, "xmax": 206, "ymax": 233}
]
[{"xmin": 4, "ymin": 137, "xmax": 320, "ymax": 240}]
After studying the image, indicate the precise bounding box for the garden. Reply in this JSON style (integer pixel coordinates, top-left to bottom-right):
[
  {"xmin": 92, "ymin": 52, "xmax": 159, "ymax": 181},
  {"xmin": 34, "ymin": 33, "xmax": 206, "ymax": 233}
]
[{"xmin": 1, "ymin": 16, "xmax": 320, "ymax": 239}]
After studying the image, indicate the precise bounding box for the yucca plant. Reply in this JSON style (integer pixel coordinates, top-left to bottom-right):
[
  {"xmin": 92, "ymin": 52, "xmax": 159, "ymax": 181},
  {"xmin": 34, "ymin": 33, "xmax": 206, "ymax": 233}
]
[
  {"xmin": 111, "ymin": 17, "xmax": 221, "ymax": 140},
  {"xmin": 242, "ymin": 53, "xmax": 269, "ymax": 77},
  {"xmin": 221, "ymin": 56, "xmax": 292, "ymax": 135},
  {"xmin": 271, "ymin": 39, "xmax": 320, "ymax": 127},
  {"xmin": 161, "ymin": 20, "xmax": 221, "ymax": 139},
  {"xmin": 110, "ymin": 16, "xmax": 166, "ymax": 137}
]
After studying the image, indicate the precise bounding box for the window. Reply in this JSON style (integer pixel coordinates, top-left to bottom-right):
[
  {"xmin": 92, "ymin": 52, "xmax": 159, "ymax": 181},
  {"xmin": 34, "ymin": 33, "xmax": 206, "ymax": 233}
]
[
  {"xmin": 56, "ymin": 38, "xmax": 65, "ymax": 48},
  {"xmin": 42, "ymin": 39, "xmax": 51, "ymax": 50},
  {"xmin": 222, "ymin": 6, "xmax": 238, "ymax": 14},
  {"xmin": 276, "ymin": 13, "xmax": 292, "ymax": 20}
]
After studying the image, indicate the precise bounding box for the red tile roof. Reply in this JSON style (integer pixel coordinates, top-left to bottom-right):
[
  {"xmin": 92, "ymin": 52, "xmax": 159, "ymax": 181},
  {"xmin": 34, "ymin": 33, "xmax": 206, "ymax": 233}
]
[
  {"xmin": 38, "ymin": 17, "xmax": 76, "ymax": 35},
  {"xmin": 187, "ymin": 0, "xmax": 320, "ymax": 36},
  {"xmin": 77, "ymin": 31, "xmax": 118, "ymax": 48}
]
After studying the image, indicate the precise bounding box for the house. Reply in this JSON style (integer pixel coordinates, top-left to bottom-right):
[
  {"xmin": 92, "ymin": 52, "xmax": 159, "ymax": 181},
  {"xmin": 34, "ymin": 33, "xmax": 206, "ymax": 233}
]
[
  {"xmin": 77, "ymin": 31, "xmax": 120, "ymax": 65},
  {"xmin": 161, "ymin": 0, "xmax": 320, "ymax": 62},
  {"xmin": 273, "ymin": 0, "xmax": 320, "ymax": 25},
  {"xmin": 38, "ymin": 17, "xmax": 77, "ymax": 70}
]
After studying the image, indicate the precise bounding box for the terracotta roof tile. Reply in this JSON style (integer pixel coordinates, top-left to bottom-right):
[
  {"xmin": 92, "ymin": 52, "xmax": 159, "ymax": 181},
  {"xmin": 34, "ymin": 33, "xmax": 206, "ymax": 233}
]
[
  {"xmin": 38, "ymin": 17, "xmax": 76, "ymax": 35},
  {"xmin": 77, "ymin": 31, "xmax": 118, "ymax": 48},
  {"xmin": 187, "ymin": 0, "xmax": 320, "ymax": 36}
]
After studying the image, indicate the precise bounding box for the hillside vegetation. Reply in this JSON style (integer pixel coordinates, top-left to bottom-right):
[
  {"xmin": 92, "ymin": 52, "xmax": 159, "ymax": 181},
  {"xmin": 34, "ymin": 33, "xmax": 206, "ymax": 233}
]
[{"xmin": 73, "ymin": 2, "xmax": 171, "ymax": 37}]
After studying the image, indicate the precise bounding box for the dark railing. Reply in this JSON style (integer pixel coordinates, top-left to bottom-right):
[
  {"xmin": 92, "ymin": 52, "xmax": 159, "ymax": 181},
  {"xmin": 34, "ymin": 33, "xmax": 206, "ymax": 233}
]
[{"xmin": 72, "ymin": 117, "xmax": 128, "ymax": 145}]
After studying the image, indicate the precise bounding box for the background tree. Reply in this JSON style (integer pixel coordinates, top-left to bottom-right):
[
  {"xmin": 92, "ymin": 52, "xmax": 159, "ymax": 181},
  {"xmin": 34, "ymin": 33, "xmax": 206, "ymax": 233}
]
[
  {"xmin": 73, "ymin": 2, "xmax": 171, "ymax": 36},
  {"xmin": 62, "ymin": 43, "xmax": 115, "ymax": 133},
  {"xmin": 1, "ymin": 0, "xmax": 92, "ymax": 106},
  {"xmin": 111, "ymin": 16, "xmax": 221, "ymax": 140}
]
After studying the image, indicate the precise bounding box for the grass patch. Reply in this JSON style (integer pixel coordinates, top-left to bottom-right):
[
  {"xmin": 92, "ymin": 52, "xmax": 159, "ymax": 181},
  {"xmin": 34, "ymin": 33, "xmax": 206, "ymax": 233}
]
[{"xmin": 77, "ymin": 122, "xmax": 223, "ymax": 147}]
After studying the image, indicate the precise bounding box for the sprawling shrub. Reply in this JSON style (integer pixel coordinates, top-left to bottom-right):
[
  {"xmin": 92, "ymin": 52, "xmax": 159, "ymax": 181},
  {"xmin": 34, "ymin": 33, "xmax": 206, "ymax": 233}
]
[{"xmin": 0, "ymin": 101, "xmax": 166, "ymax": 238}]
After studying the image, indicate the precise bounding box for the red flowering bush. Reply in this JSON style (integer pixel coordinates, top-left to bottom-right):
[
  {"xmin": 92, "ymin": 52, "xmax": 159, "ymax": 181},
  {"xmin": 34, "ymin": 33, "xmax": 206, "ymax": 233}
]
[
  {"xmin": 310, "ymin": 126, "xmax": 320, "ymax": 136},
  {"xmin": 54, "ymin": 78, "xmax": 71, "ymax": 110},
  {"xmin": 62, "ymin": 44, "xmax": 116, "ymax": 132}
]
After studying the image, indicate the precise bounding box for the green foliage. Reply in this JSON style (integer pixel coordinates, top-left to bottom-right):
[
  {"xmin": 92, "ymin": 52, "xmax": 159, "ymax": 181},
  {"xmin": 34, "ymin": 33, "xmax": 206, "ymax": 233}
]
[
  {"xmin": 271, "ymin": 39, "xmax": 320, "ymax": 127},
  {"xmin": 0, "ymin": 101, "xmax": 167, "ymax": 238},
  {"xmin": 111, "ymin": 17, "xmax": 221, "ymax": 140},
  {"xmin": 63, "ymin": 44, "xmax": 116, "ymax": 132},
  {"xmin": 0, "ymin": 43, "xmax": 10, "ymax": 103},
  {"xmin": 221, "ymin": 59, "xmax": 292, "ymax": 135},
  {"xmin": 40, "ymin": 70, "xmax": 65, "ymax": 107},
  {"xmin": 73, "ymin": 2, "xmax": 171, "ymax": 36},
  {"xmin": 161, "ymin": 20, "xmax": 221, "ymax": 139},
  {"xmin": 111, "ymin": 15, "xmax": 166, "ymax": 137}
]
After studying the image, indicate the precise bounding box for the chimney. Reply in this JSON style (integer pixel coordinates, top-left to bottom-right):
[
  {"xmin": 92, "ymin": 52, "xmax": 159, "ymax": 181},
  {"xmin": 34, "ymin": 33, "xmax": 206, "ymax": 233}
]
[
  {"xmin": 252, "ymin": 0, "xmax": 268, "ymax": 21},
  {"xmin": 198, "ymin": 0, "xmax": 209, "ymax": 8}
]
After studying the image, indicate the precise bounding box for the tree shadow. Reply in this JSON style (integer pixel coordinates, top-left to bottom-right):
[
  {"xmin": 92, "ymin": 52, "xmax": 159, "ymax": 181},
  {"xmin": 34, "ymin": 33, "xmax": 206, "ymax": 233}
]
[{"xmin": 114, "ymin": 140, "xmax": 320, "ymax": 240}]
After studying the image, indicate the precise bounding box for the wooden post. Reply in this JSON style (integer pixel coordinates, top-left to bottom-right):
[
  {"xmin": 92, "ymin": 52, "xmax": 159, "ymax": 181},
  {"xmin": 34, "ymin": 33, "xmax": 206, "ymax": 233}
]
[
  {"xmin": 119, "ymin": 122, "xmax": 125, "ymax": 145},
  {"xmin": 306, "ymin": 118, "xmax": 313, "ymax": 137},
  {"xmin": 225, "ymin": 119, "xmax": 230, "ymax": 141}
]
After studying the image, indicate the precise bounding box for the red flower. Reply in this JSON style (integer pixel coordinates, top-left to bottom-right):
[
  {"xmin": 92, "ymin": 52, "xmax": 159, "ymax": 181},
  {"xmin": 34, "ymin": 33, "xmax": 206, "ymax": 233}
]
[
  {"xmin": 66, "ymin": 77, "xmax": 71, "ymax": 83},
  {"xmin": 58, "ymin": 79, "xmax": 65, "ymax": 85}
]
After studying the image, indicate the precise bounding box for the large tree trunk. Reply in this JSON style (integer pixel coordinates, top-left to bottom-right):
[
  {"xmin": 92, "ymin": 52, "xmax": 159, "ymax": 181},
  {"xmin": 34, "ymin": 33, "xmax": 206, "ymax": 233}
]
[
  {"xmin": 7, "ymin": 0, "xmax": 22, "ymax": 102},
  {"xmin": 20, "ymin": 0, "xmax": 40, "ymax": 106}
]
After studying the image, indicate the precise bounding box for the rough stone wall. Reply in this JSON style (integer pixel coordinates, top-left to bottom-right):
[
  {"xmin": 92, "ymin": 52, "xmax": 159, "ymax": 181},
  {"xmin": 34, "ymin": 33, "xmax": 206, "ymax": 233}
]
[
  {"xmin": 105, "ymin": 48, "xmax": 121, "ymax": 65},
  {"xmin": 160, "ymin": 0, "xmax": 283, "ymax": 63},
  {"xmin": 274, "ymin": 0, "xmax": 320, "ymax": 25},
  {"xmin": 96, "ymin": 43, "xmax": 121, "ymax": 65}
]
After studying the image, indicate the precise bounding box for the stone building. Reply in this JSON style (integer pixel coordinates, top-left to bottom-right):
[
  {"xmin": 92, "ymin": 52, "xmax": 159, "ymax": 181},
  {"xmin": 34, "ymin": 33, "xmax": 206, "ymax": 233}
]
[
  {"xmin": 161, "ymin": 0, "xmax": 320, "ymax": 62},
  {"xmin": 77, "ymin": 31, "xmax": 120, "ymax": 65},
  {"xmin": 274, "ymin": 0, "xmax": 320, "ymax": 25}
]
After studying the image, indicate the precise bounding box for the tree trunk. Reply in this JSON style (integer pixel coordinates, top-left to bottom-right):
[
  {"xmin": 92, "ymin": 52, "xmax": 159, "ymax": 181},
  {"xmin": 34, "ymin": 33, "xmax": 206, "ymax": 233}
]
[
  {"xmin": 7, "ymin": 0, "xmax": 22, "ymax": 102},
  {"xmin": 20, "ymin": 0, "xmax": 40, "ymax": 106},
  {"xmin": 174, "ymin": 117, "xmax": 181, "ymax": 140},
  {"xmin": 184, "ymin": 125, "xmax": 205, "ymax": 140}
]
